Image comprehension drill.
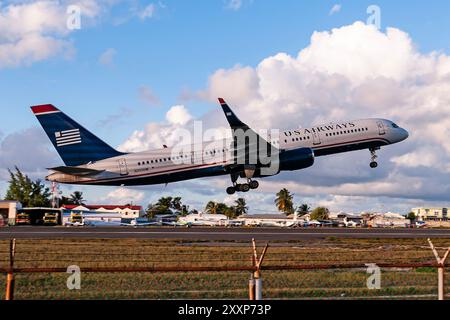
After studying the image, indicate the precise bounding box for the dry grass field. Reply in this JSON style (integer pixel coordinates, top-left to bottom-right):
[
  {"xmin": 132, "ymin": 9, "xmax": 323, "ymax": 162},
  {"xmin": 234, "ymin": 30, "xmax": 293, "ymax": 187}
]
[{"xmin": 0, "ymin": 237, "xmax": 449, "ymax": 299}]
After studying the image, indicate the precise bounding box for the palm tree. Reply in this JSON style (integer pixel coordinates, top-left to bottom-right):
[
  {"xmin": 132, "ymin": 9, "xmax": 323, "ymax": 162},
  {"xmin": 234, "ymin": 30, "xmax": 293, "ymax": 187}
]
[
  {"xmin": 155, "ymin": 197, "xmax": 173, "ymax": 213},
  {"xmin": 205, "ymin": 201, "xmax": 220, "ymax": 215},
  {"xmin": 275, "ymin": 188, "xmax": 294, "ymax": 215},
  {"xmin": 297, "ymin": 203, "xmax": 311, "ymax": 216},
  {"xmin": 234, "ymin": 198, "xmax": 248, "ymax": 216},
  {"xmin": 171, "ymin": 197, "xmax": 182, "ymax": 211},
  {"xmin": 70, "ymin": 191, "xmax": 85, "ymax": 205}
]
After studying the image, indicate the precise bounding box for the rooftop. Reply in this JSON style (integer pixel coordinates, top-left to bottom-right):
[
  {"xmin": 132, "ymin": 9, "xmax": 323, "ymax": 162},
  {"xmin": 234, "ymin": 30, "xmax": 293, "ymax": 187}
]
[
  {"xmin": 61, "ymin": 204, "xmax": 142, "ymax": 211},
  {"xmin": 239, "ymin": 214, "xmax": 290, "ymax": 220}
]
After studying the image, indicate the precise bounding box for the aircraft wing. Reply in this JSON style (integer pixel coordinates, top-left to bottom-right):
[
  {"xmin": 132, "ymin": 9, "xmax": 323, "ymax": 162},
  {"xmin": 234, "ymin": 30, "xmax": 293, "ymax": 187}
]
[
  {"xmin": 48, "ymin": 166, "xmax": 104, "ymax": 177},
  {"xmin": 218, "ymin": 98, "xmax": 278, "ymax": 151},
  {"xmin": 218, "ymin": 98, "xmax": 279, "ymax": 171}
]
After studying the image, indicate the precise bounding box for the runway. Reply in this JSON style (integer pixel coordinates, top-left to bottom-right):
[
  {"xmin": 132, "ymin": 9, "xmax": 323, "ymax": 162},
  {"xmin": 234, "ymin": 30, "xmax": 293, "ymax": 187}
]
[{"xmin": 1, "ymin": 226, "xmax": 450, "ymax": 240}]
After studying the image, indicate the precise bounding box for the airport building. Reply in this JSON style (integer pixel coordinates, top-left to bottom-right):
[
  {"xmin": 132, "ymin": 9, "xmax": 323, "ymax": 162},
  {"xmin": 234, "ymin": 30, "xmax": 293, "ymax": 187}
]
[
  {"xmin": 60, "ymin": 204, "xmax": 144, "ymax": 226},
  {"xmin": 412, "ymin": 207, "xmax": 448, "ymax": 221},
  {"xmin": 0, "ymin": 200, "xmax": 22, "ymax": 225},
  {"xmin": 0, "ymin": 202, "xmax": 144, "ymax": 226},
  {"xmin": 61, "ymin": 204, "xmax": 144, "ymax": 218},
  {"xmin": 238, "ymin": 214, "xmax": 297, "ymax": 227}
]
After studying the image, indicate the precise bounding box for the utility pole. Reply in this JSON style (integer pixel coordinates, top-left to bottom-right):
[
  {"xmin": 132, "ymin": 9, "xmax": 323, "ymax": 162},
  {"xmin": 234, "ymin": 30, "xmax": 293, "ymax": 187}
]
[{"xmin": 428, "ymin": 238, "xmax": 450, "ymax": 300}]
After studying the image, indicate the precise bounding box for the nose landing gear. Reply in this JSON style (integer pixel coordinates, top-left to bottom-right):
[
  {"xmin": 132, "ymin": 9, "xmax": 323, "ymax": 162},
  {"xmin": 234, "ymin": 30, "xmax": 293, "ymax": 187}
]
[{"xmin": 369, "ymin": 148, "xmax": 379, "ymax": 168}]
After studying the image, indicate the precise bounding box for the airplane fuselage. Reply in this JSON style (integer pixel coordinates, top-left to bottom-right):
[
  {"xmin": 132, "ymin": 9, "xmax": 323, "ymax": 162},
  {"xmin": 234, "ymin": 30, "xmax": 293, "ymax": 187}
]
[{"xmin": 46, "ymin": 118, "xmax": 408, "ymax": 186}]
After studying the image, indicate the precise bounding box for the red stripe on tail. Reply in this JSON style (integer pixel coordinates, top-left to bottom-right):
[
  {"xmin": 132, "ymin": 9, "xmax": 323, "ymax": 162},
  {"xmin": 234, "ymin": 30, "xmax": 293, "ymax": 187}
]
[{"xmin": 31, "ymin": 104, "xmax": 59, "ymax": 114}]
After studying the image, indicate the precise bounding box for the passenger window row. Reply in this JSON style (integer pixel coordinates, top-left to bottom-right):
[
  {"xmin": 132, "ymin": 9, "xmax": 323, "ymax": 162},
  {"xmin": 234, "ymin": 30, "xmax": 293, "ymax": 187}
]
[
  {"xmin": 325, "ymin": 127, "xmax": 369, "ymax": 137},
  {"xmin": 285, "ymin": 136, "xmax": 311, "ymax": 143},
  {"xmin": 137, "ymin": 148, "xmax": 229, "ymax": 166}
]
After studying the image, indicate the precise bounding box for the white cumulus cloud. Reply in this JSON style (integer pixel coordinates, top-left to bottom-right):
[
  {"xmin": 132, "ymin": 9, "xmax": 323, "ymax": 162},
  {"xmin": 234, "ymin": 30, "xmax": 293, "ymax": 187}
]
[
  {"xmin": 0, "ymin": 0, "xmax": 116, "ymax": 68},
  {"xmin": 101, "ymin": 187, "xmax": 145, "ymax": 204},
  {"xmin": 118, "ymin": 104, "xmax": 194, "ymax": 152},
  {"xmin": 166, "ymin": 105, "xmax": 193, "ymax": 126},
  {"xmin": 119, "ymin": 21, "xmax": 450, "ymax": 211},
  {"xmin": 197, "ymin": 22, "xmax": 450, "ymax": 208}
]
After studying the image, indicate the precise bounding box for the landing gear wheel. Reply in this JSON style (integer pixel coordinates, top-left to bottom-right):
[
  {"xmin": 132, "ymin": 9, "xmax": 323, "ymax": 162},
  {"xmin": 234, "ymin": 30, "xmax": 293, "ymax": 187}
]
[
  {"xmin": 241, "ymin": 184, "xmax": 250, "ymax": 192},
  {"xmin": 249, "ymin": 180, "xmax": 259, "ymax": 189},
  {"xmin": 226, "ymin": 187, "xmax": 236, "ymax": 195},
  {"xmin": 369, "ymin": 148, "xmax": 379, "ymax": 169}
]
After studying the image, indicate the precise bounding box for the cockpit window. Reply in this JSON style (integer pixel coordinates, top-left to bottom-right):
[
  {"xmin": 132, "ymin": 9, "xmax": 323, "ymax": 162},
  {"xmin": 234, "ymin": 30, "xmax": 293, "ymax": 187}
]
[{"xmin": 392, "ymin": 123, "xmax": 399, "ymax": 128}]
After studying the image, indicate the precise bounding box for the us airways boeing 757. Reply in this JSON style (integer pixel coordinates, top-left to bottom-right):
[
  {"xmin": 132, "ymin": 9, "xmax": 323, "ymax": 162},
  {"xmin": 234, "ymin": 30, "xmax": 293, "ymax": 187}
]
[{"xmin": 31, "ymin": 99, "xmax": 408, "ymax": 194}]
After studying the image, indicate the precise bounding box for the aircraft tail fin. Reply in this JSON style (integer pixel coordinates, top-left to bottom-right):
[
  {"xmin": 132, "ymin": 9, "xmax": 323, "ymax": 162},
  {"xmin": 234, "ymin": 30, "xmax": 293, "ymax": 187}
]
[{"xmin": 31, "ymin": 104, "xmax": 124, "ymax": 166}]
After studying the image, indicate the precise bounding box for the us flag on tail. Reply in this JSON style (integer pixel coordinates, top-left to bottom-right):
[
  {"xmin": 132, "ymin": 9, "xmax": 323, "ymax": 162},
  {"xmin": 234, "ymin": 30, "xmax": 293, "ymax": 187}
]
[{"xmin": 55, "ymin": 129, "xmax": 81, "ymax": 147}]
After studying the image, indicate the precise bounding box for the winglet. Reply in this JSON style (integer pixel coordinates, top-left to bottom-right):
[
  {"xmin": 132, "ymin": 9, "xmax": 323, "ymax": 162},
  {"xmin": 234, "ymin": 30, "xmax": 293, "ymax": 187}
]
[{"xmin": 217, "ymin": 98, "xmax": 249, "ymax": 130}]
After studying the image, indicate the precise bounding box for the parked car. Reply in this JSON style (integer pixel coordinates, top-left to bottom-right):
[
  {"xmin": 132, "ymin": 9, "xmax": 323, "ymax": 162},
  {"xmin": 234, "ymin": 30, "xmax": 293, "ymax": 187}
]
[{"xmin": 16, "ymin": 213, "xmax": 31, "ymax": 225}]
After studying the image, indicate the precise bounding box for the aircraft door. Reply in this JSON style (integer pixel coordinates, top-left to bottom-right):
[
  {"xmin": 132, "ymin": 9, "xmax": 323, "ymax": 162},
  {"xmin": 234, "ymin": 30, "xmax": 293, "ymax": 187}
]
[
  {"xmin": 312, "ymin": 132, "xmax": 322, "ymax": 145},
  {"xmin": 118, "ymin": 158, "xmax": 128, "ymax": 176},
  {"xmin": 377, "ymin": 121, "xmax": 386, "ymax": 135},
  {"xmin": 191, "ymin": 150, "xmax": 203, "ymax": 165}
]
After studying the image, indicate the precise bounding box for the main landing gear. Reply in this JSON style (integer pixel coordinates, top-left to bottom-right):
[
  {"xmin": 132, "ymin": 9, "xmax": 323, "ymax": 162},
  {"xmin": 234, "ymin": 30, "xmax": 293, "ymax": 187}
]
[
  {"xmin": 369, "ymin": 148, "xmax": 379, "ymax": 168},
  {"xmin": 226, "ymin": 174, "xmax": 260, "ymax": 195}
]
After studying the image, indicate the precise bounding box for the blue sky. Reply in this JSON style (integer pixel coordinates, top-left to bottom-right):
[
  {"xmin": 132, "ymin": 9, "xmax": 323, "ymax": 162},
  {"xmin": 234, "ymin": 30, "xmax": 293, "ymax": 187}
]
[
  {"xmin": 2, "ymin": 0, "xmax": 450, "ymax": 213},
  {"xmin": 2, "ymin": 0, "xmax": 450, "ymax": 141}
]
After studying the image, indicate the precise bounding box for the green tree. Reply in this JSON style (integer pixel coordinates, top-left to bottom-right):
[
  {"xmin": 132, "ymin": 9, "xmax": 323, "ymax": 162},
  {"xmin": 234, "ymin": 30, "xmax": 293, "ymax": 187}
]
[
  {"xmin": 205, "ymin": 202, "xmax": 236, "ymax": 219},
  {"xmin": 275, "ymin": 188, "xmax": 294, "ymax": 215},
  {"xmin": 145, "ymin": 196, "xmax": 187, "ymax": 217},
  {"xmin": 145, "ymin": 204, "xmax": 159, "ymax": 218},
  {"xmin": 406, "ymin": 211, "xmax": 416, "ymax": 222},
  {"xmin": 222, "ymin": 205, "xmax": 236, "ymax": 219},
  {"xmin": 234, "ymin": 198, "xmax": 248, "ymax": 216},
  {"xmin": 4, "ymin": 167, "xmax": 51, "ymax": 207},
  {"xmin": 310, "ymin": 207, "xmax": 330, "ymax": 221},
  {"xmin": 205, "ymin": 201, "xmax": 220, "ymax": 215},
  {"xmin": 297, "ymin": 203, "xmax": 311, "ymax": 216},
  {"xmin": 171, "ymin": 197, "xmax": 182, "ymax": 211},
  {"xmin": 70, "ymin": 191, "xmax": 85, "ymax": 205}
]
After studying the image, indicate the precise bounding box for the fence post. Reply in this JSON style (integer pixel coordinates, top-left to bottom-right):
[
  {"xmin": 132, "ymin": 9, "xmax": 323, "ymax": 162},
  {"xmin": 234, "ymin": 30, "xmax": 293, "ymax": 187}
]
[
  {"xmin": 438, "ymin": 266, "xmax": 445, "ymax": 301},
  {"xmin": 5, "ymin": 238, "xmax": 16, "ymax": 301},
  {"xmin": 249, "ymin": 275, "xmax": 255, "ymax": 301},
  {"xmin": 249, "ymin": 239, "xmax": 269, "ymax": 301},
  {"xmin": 249, "ymin": 239, "xmax": 257, "ymax": 300},
  {"xmin": 428, "ymin": 238, "xmax": 449, "ymax": 301}
]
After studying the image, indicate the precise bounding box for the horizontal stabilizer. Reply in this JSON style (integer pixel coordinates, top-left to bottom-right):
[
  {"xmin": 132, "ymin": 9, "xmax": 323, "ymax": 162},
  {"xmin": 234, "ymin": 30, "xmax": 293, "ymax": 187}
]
[{"xmin": 48, "ymin": 166, "xmax": 104, "ymax": 177}]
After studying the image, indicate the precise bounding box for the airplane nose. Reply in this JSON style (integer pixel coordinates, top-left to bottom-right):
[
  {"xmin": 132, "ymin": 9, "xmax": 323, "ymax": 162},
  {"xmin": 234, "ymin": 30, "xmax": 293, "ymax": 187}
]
[{"xmin": 400, "ymin": 128, "xmax": 409, "ymax": 141}]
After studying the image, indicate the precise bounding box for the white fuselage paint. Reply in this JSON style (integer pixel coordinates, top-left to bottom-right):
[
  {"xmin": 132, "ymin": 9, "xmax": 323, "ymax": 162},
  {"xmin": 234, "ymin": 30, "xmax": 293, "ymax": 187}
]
[{"xmin": 46, "ymin": 118, "xmax": 408, "ymax": 186}]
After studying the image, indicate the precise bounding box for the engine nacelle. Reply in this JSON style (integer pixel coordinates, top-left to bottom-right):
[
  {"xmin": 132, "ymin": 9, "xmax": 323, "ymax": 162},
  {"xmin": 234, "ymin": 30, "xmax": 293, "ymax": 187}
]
[{"xmin": 278, "ymin": 148, "xmax": 315, "ymax": 171}]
